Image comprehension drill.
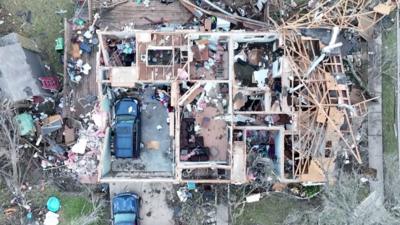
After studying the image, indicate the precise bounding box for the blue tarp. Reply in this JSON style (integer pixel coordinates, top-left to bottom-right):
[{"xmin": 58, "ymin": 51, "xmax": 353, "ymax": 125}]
[{"xmin": 14, "ymin": 113, "xmax": 35, "ymax": 136}]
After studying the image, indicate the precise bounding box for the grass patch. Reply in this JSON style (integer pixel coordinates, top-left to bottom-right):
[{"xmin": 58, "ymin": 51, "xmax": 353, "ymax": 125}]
[
  {"xmin": 303, "ymin": 186, "xmax": 320, "ymax": 197},
  {"xmin": 0, "ymin": 181, "xmax": 13, "ymax": 224},
  {"xmin": 59, "ymin": 195, "xmax": 93, "ymax": 225},
  {"xmin": 381, "ymin": 24, "xmax": 398, "ymax": 155},
  {"xmin": 25, "ymin": 185, "xmax": 94, "ymax": 225},
  {"xmin": 235, "ymin": 194, "xmax": 317, "ymax": 225},
  {"xmin": 1, "ymin": 0, "xmax": 74, "ymax": 72}
]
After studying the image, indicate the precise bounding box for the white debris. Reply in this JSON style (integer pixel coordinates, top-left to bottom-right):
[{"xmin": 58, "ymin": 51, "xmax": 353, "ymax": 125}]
[
  {"xmin": 71, "ymin": 137, "xmax": 88, "ymax": 154},
  {"xmin": 44, "ymin": 211, "xmax": 59, "ymax": 225},
  {"xmin": 0, "ymin": 20, "xmax": 4, "ymax": 25},
  {"xmin": 255, "ymin": 0, "xmax": 267, "ymax": 11},
  {"xmin": 156, "ymin": 125, "xmax": 162, "ymax": 130},
  {"xmin": 83, "ymin": 30, "xmax": 93, "ymax": 39},
  {"xmin": 82, "ymin": 63, "xmax": 92, "ymax": 75},
  {"xmin": 246, "ymin": 193, "xmax": 261, "ymax": 203},
  {"xmin": 216, "ymin": 18, "xmax": 230, "ymax": 31},
  {"xmin": 177, "ymin": 187, "xmax": 191, "ymax": 202},
  {"xmin": 74, "ymin": 75, "xmax": 82, "ymax": 83},
  {"xmin": 253, "ymin": 69, "xmax": 269, "ymax": 88},
  {"xmin": 35, "ymin": 135, "xmax": 43, "ymax": 146}
]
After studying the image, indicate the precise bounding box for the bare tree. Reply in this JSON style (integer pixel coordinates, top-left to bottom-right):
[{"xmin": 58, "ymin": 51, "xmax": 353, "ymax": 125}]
[
  {"xmin": 230, "ymin": 156, "xmax": 275, "ymax": 224},
  {"xmin": 0, "ymin": 98, "xmax": 20, "ymax": 188},
  {"xmin": 0, "ymin": 96, "xmax": 38, "ymax": 224},
  {"xmin": 384, "ymin": 155, "xmax": 400, "ymax": 218},
  {"xmin": 284, "ymin": 161, "xmax": 400, "ymax": 225},
  {"xmin": 70, "ymin": 186, "xmax": 107, "ymax": 225}
]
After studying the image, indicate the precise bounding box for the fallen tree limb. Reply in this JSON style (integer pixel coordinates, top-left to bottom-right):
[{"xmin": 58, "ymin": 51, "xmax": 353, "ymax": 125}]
[{"xmin": 179, "ymin": 0, "xmax": 273, "ymax": 30}]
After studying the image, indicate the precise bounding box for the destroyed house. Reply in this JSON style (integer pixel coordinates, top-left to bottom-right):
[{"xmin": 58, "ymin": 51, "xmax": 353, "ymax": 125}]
[{"xmin": 96, "ymin": 29, "xmax": 368, "ymax": 185}]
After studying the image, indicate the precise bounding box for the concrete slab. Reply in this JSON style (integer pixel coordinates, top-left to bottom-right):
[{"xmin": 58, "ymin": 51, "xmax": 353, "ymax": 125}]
[
  {"xmin": 140, "ymin": 86, "xmax": 173, "ymax": 172},
  {"xmin": 368, "ymin": 112, "xmax": 383, "ymax": 136},
  {"xmin": 216, "ymin": 204, "xmax": 229, "ymax": 225},
  {"xmin": 368, "ymin": 101, "xmax": 382, "ymax": 113},
  {"xmin": 367, "ymin": 36, "xmax": 384, "ymax": 200},
  {"xmin": 368, "ymin": 136, "xmax": 383, "ymax": 158},
  {"xmin": 110, "ymin": 182, "xmax": 175, "ymax": 225},
  {"xmin": 111, "ymin": 86, "xmax": 173, "ymax": 174}
]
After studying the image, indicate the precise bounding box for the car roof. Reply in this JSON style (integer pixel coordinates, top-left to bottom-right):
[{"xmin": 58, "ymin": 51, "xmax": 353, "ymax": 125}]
[
  {"xmin": 115, "ymin": 98, "xmax": 139, "ymax": 117},
  {"xmin": 114, "ymin": 121, "xmax": 137, "ymax": 158},
  {"xmin": 113, "ymin": 194, "xmax": 138, "ymax": 214}
]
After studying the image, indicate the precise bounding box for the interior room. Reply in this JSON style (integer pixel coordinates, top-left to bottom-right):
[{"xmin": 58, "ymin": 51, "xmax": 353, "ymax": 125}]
[
  {"xmin": 233, "ymin": 90, "xmax": 266, "ymax": 111},
  {"xmin": 136, "ymin": 32, "xmax": 189, "ymax": 80},
  {"xmin": 178, "ymin": 82, "xmax": 230, "ymax": 163},
  {"xmin": 189, "ymin": 34, "xmax": 229, "ymax": 80},
  {"xmin": 101, "ymin": 34, "xmax": 136, "ymax": 67},
  {"xmin": 232, "ymin": 34, "xmax": 282, "ymax": 89},
  {"xmin": 245, "ymin": 128, "xmax": 283, "ymax": 182}
]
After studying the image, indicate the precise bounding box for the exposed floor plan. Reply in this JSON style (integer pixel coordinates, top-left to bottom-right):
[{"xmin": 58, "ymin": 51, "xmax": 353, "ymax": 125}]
[{"xmin": 96, "ymin": 29, "xmax": 370, "ymax": 185}]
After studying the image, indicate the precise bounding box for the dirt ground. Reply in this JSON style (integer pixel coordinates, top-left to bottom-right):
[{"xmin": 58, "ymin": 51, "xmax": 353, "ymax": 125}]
[{"xmin": 109, "ymin": 182, "xmax": 175, "ymax": 225}]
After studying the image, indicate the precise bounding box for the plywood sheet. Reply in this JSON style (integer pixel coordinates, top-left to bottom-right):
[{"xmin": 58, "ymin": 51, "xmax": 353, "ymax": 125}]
[
  {"xmin": 110, "ymin": 67, "xmax": 138, "ymax": 87},
  {"xmin": 373, "ymin": 3, "xmax": 395, "ymax": 15},
  {"xmin": 231, "ymin": 141, "xmax": 247, "ymax": 184},
  {"xmin": 146, "ymin": 141, "xmax": 160, "ymax": 150}
]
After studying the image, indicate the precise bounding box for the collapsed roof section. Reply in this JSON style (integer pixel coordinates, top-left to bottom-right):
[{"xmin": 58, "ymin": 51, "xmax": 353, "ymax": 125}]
[{"xmin": 96, "ymin": 29, "xmax": 370, "ymax": 184}]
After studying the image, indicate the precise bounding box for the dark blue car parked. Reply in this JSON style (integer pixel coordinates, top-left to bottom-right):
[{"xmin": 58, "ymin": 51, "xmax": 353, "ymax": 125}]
[
  {"xmin": 112, "ymin": 193, "xmax": 140, "ymax": 225},
  {"xmin": 113, "ymin": 98, "xmax": 140, "ymax": 158}
]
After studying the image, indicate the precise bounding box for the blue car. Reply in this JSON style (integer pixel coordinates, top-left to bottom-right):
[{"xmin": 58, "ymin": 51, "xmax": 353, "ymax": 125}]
[
  {"xmin": 112, "ymin": 193, "xmax": 140, "ymax": 225},
  {"xmin": 113, "ymin": 98, "xmax": 140, "ymax": 158}
]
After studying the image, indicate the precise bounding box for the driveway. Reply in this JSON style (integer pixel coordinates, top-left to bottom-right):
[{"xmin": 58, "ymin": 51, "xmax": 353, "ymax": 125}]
[{"xmin": 109, "ymin": 182, "xmax": 175, "ymax": 225}]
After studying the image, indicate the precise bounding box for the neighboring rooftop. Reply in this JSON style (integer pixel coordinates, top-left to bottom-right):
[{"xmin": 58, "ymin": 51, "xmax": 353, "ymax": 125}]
[{"xmin": 0, "ymin": 33, "xmax": 45, "ymax": 102}]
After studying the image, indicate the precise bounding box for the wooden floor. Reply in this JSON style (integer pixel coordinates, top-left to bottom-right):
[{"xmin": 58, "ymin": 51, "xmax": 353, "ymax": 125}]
[
  {"xmin": 72, "ymin": 51, "xmax": 98, "ymax": 117},
  {"xmin": 195, "ymin": 106, "xmax": 229, "ymax": 161},
  {"xmin": 62, "ymin": 20, "xmax": 99, "ymax": 118},
  {"xmin": 98, "ymin": 1, "xmax": 192, "ymax": 29}
]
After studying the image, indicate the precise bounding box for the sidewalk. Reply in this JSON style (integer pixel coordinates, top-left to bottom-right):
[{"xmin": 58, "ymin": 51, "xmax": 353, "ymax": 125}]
[
  {"xmin": 396, "ymin": 8, "xmax": 400, "ymax": 171},
  {"xmin": 367, "ymin": 35, "xmax": 384, "ymax": 200}
]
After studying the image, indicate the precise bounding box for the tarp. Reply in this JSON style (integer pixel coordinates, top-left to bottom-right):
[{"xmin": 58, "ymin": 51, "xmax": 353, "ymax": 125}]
[
  {"xmin": 41, "ymin": 115, "xmax": 63, "ymax": 135},
  {"xmin": 14, "ymin": 113, "xmax": 35, "ymax": 136}
]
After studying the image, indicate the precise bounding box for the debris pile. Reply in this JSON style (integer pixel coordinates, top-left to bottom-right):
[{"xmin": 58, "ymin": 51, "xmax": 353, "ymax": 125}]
[
  {"xmin": 66, "ymin": 15, "xmax": 99, "ymax": 84},
  {"xmin": 169, "ymin": 184, "xmax": 227, "ymax": 225},
  {"xmin": 13, "ymin": 97, "xmax": 105, "ymax": 184},
  {"xmin": 105, "ymin": 37, "xmax": 136, "ymax": 66}
]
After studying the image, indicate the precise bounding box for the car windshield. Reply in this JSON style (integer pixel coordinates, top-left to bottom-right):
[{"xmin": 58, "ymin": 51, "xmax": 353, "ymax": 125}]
[
  {"xmin": 114, "ymin": 213, "xmax": 137, "ymax": 225},
  {"xmin": 113, "ymin": 195, "xmax": 137, "ymax": 214},
  {"xmin": 115, "ymin": 99, "xmax": 138, "ymax": 118}
]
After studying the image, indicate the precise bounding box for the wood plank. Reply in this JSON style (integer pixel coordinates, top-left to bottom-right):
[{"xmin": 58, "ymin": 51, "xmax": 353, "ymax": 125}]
[{"xmin": 98, "ymin": 1, "xmax": 192, "ymax": 28}]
